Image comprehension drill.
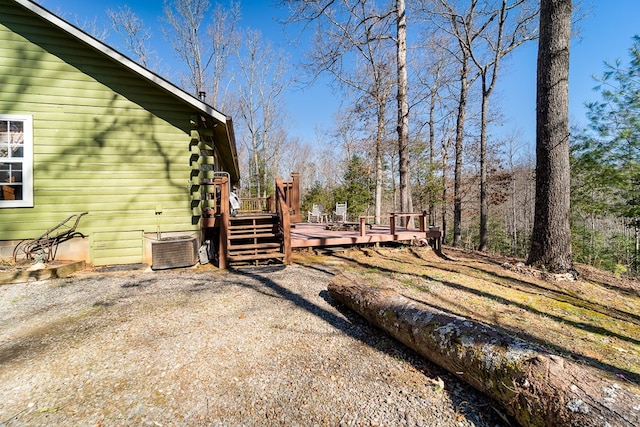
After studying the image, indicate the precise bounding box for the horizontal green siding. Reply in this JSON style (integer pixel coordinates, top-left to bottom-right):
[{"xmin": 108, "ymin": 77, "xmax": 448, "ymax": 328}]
[
  {"xmin": 33, "ymin": 186, "xmax": 192, "ymax": 197},
  {"xmin": 91, "ymin": 231, "xmax": 143, "ymax": 266},
  {"xmin": 0, "ymin": 80, "xmax": 192, "ymax": 113},
  {"xmin": 34, "ymin": 154, "xmax": 191, "ymax": 166},
  {"xmin": 0, "ymin": 1, "xmax": 206, "ymax": 253},
  {"xmin": 18, "ymin": 210, "xmax": 199, "ymax": 232}
]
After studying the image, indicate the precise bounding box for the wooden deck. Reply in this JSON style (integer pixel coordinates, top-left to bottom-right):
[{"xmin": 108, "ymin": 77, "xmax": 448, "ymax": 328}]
[
  {"xmin": 291, "ymin": 222, "xmax": 441, "ymax": 249},
  {"xmin": 201, "ymin": 174, "xmax": 444, "ymax": 266}
]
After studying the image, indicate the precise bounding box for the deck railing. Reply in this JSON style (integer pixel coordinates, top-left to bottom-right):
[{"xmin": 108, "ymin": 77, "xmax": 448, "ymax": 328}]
[
  {"xmin": 358, "ymin": 212, "xmax": 441, "ymax": 251},
  {"xmin": 200, "ymin": 173, "xmax": 299, "ymax": 220},
  {"xmin": 239, "ymin": 196, "xmax": 273, "ymax": 214}
]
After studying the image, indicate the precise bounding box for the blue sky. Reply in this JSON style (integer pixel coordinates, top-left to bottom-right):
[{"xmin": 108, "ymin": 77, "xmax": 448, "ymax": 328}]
[
  {"xmin": 501, "ymin": 0, "xmax": 640, "ymax": 147},
  {"xmin": 37, "ymin": 0, "xmax": 640, "ymax": 149}
]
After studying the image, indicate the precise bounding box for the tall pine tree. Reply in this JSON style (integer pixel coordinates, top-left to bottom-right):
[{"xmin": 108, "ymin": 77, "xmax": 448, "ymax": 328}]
[{"xmin": 527, "ymin": 0, "xmax": 573, "ymax": 273}]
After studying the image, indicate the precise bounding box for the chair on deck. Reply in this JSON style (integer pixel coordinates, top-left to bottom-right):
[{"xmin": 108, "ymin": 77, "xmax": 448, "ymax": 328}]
[
  {"xmin": 333, "ymin": 202, "xmax": 347, "ymax": 222},
  {"xmin": 307, "ymin": 204, "xmax": 322, "ymax": 223}
]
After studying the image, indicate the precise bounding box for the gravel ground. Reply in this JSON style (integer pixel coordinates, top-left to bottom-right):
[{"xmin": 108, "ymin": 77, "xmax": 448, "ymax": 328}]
[{"xmin": 0, "ymin": 263, "xmax": 508, "ymax": 427}]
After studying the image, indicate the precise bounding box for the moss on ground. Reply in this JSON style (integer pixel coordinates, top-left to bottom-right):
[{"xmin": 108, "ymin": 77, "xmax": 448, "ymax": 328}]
[{"xmin": 296, "ymin": 245, "xmax": 640, "ymax": 389}]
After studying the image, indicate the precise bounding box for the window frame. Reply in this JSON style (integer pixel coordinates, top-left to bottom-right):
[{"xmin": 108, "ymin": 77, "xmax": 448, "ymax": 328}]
[{"xmin": 0, "ymin": 114, "xmax": 33, "ymax": 208}]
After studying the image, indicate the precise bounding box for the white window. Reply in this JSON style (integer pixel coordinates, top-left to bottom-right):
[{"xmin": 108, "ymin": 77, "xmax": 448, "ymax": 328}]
[{"xmin": 0, "ymin": 115, "xmax": 33, "ymax": 207}]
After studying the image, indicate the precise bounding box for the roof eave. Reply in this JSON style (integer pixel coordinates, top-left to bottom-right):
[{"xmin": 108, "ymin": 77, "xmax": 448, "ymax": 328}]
[{"xmin": 224, "ymin": 116, "xmax": 240, "ymax": 183}]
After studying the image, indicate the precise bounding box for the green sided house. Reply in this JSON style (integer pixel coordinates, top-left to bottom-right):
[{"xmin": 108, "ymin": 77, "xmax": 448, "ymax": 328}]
[{"xmin": 0, "ymin": 0, "xmax": 240, "ymax": 268}]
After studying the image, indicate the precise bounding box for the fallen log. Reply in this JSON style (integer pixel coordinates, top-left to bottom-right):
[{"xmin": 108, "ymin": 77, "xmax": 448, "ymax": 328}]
[{"xmin": 328, "ymin": 272, "xmax": 640, "ymax": 427}]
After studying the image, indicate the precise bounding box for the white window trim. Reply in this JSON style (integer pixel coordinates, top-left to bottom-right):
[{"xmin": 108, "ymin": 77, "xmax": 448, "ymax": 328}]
[{"xmin": 1, "ymin": 114, "xmax": 33, "ymax": 208}]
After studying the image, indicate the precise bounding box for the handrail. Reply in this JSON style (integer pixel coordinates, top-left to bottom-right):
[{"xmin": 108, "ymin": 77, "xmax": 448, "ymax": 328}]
[{"xmin": 200, "ymin": 173, "xmax": 298, "ymax": 218}]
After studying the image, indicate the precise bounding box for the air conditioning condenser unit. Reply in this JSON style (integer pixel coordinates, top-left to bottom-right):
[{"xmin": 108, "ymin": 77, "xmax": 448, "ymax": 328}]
[{"xmin": 151, "ymin": 236, "xmax": 198, "ymax": 270}]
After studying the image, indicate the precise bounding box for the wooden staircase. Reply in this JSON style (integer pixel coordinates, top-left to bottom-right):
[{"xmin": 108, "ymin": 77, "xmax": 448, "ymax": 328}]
[{"xmin": 226, "ymin": 214, "xmax": 285, "ymax": 264}]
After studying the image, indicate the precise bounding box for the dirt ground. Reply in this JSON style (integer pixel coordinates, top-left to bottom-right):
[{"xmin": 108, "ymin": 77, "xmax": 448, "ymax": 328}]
[
  {"xmin": 1, "ymin": 258, "xmax": 513, "ymax": 427},
  {"xmin": 296, "ymin": 245, "xmax": 640, "ymax": 391},
  {"xmin": 1, "ymin": 244, "xmax": 639, "ymax": 426}
]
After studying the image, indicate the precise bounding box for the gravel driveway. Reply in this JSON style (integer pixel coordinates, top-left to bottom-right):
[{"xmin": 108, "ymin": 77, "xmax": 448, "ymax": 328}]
[{"xmin": 0, "ymin": 263, "xmax": 507, "ymax": 426}]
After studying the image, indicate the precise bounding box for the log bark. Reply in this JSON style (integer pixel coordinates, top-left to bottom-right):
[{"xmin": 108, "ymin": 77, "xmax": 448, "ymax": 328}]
[{"xmin": 328, "ymin": 272, "xmax": 640, "ymax": 427}]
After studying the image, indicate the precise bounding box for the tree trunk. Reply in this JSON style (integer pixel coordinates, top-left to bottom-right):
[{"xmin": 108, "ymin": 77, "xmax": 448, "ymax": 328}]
[
  {"xmin": 328, "ymin": 272, "xmax": 640, "ymax": 427},
  {"xmin": 396, "ymin": 0, "xmax": 412, "ymax": 220},
  {"xmin": 511, "ymin": 164, "xmax": 518, "ymax": 256},
  {"xmin": 375, "ymin": 142, "xmax": 383, "ymax": 225},
  {"xmin": 428, "ymin": 91, "xmax": 436, "ymax": 227},
  {"xmin": 527, "ymin": 0, "xmax": 573, "ymax": 272},
  {"xmin": 634, "ymin": 224, "xmax": 639, "ymax": 274},
  {"xmin": 453, "ymin": 57, "xmax": 469, "ymax": 247},
  {"xmin": 375, "ymin": 103, "xmax": 385, "ymax": 225},
  {"xmin": 478, "ymin": 74, "xmax": 489, "ymax": 252},
  {"xmin": 441, "ymin": 136, "xmax": 450, "ymax": 244}
]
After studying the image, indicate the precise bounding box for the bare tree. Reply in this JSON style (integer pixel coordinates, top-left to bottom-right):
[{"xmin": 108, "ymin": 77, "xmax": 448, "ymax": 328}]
[
  {"xmin": 283, "ymin": 0, "xmax": 400, "ymax": 224},
  {"xmin": 411, "ymin": 29, "xmax": 458, "ymax": 226},
  {"xmin": 60, "ymin": 10, "xmax": 109, "ymax": 42},
  {"xmin": 419, "ymin": 0, "xmax": 482, "ymax": 247},
  {"xmin": 311, "ymin": 124, "xmax": 345, "ymax": 193},
  {"xmin": 466, "ymin": 0, "xmax": 538, "ymax": 251},
  {"xmin": 503, "ymin": 131, "xmax": 523, "ymax": 255},
  {"xmin": 106, "ymin": 5, "xmax": 154, "ymax": 68},
  {"xmin": 349, "ymin": 49, "xmax": 395, "ymax": 224},
  {"xmin": 527, "ymin": 0, "xmax": 573, "ymax": 272},
  {"xmin": 332, "ymin": 107, "xmax": 369, "ymax": 163},
  {"xmin": 208, "ymin": 1, "xmax": 241, "ymax": 108},
  {"xmin": 439, "ymin": 120, "xmax": 455, "ymax": 242},
  {"xmin": 417, "ymin": 0, "xmax": 536, "ymax": 249},
  {"xmin": 162, "ymin": 0, "xmax": 212, "ymax": 96},
  {"xmin": 235, "ymin": 30, "xmax": 290, "ymax": 197},
  {"xmin": 396, "ymin": 0, "xmax": 413, "ymax": 218}
]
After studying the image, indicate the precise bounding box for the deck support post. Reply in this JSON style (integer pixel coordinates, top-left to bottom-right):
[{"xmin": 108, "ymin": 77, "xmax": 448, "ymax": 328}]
[
  {"xmin": 217, "ymin": 176, "xmax": 229, "ymax": 269},
  {"xmin": 289, "ymin": 173, "xmax": 301, "ymax": 223},
  {"xmin": 218, "ymin": 212, "xmax": 228, "ymax": 269},
  {"xmin": 419, "ymin": 211, "xmax": 427, "ymax": 232},
  {"xmin": 275, "ymin": 177, "xmax": 292, "ymax": 264}
]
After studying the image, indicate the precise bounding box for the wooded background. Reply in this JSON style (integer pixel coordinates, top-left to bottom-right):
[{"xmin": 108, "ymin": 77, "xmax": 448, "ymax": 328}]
[{"xmin": 72, "ymin": 0, "xmax": 639, "ymax": 276}]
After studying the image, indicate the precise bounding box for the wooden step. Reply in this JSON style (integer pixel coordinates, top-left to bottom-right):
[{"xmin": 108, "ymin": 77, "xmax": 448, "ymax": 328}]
[
  {"xmin": 229, "ymin": 248, "xmax": 283, "ymax": 257},
  {"xmin": 229, "ymin": 232, "xmax": 278, "ymax": 240},
  {"xmin": 229, "ymin": 213, "xmax": 278, "ymax": 221},
  {"xmin": 228, "ymin": 242, "xmax": 281, "ymax": 251},
  {"xmin": 229, "ymin": 223, "xmax": 277, "ymax": 231},
  {"xmin": 228, "ymin": 252, "xmax": 286, "ymax": 262},
  {"xmin": 229, "ymin": 219, "xmax": 278, "ymax": 227},
  {"xmin": 228, "ymin": 245, "xmax": 282, "ymax": 254}
]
